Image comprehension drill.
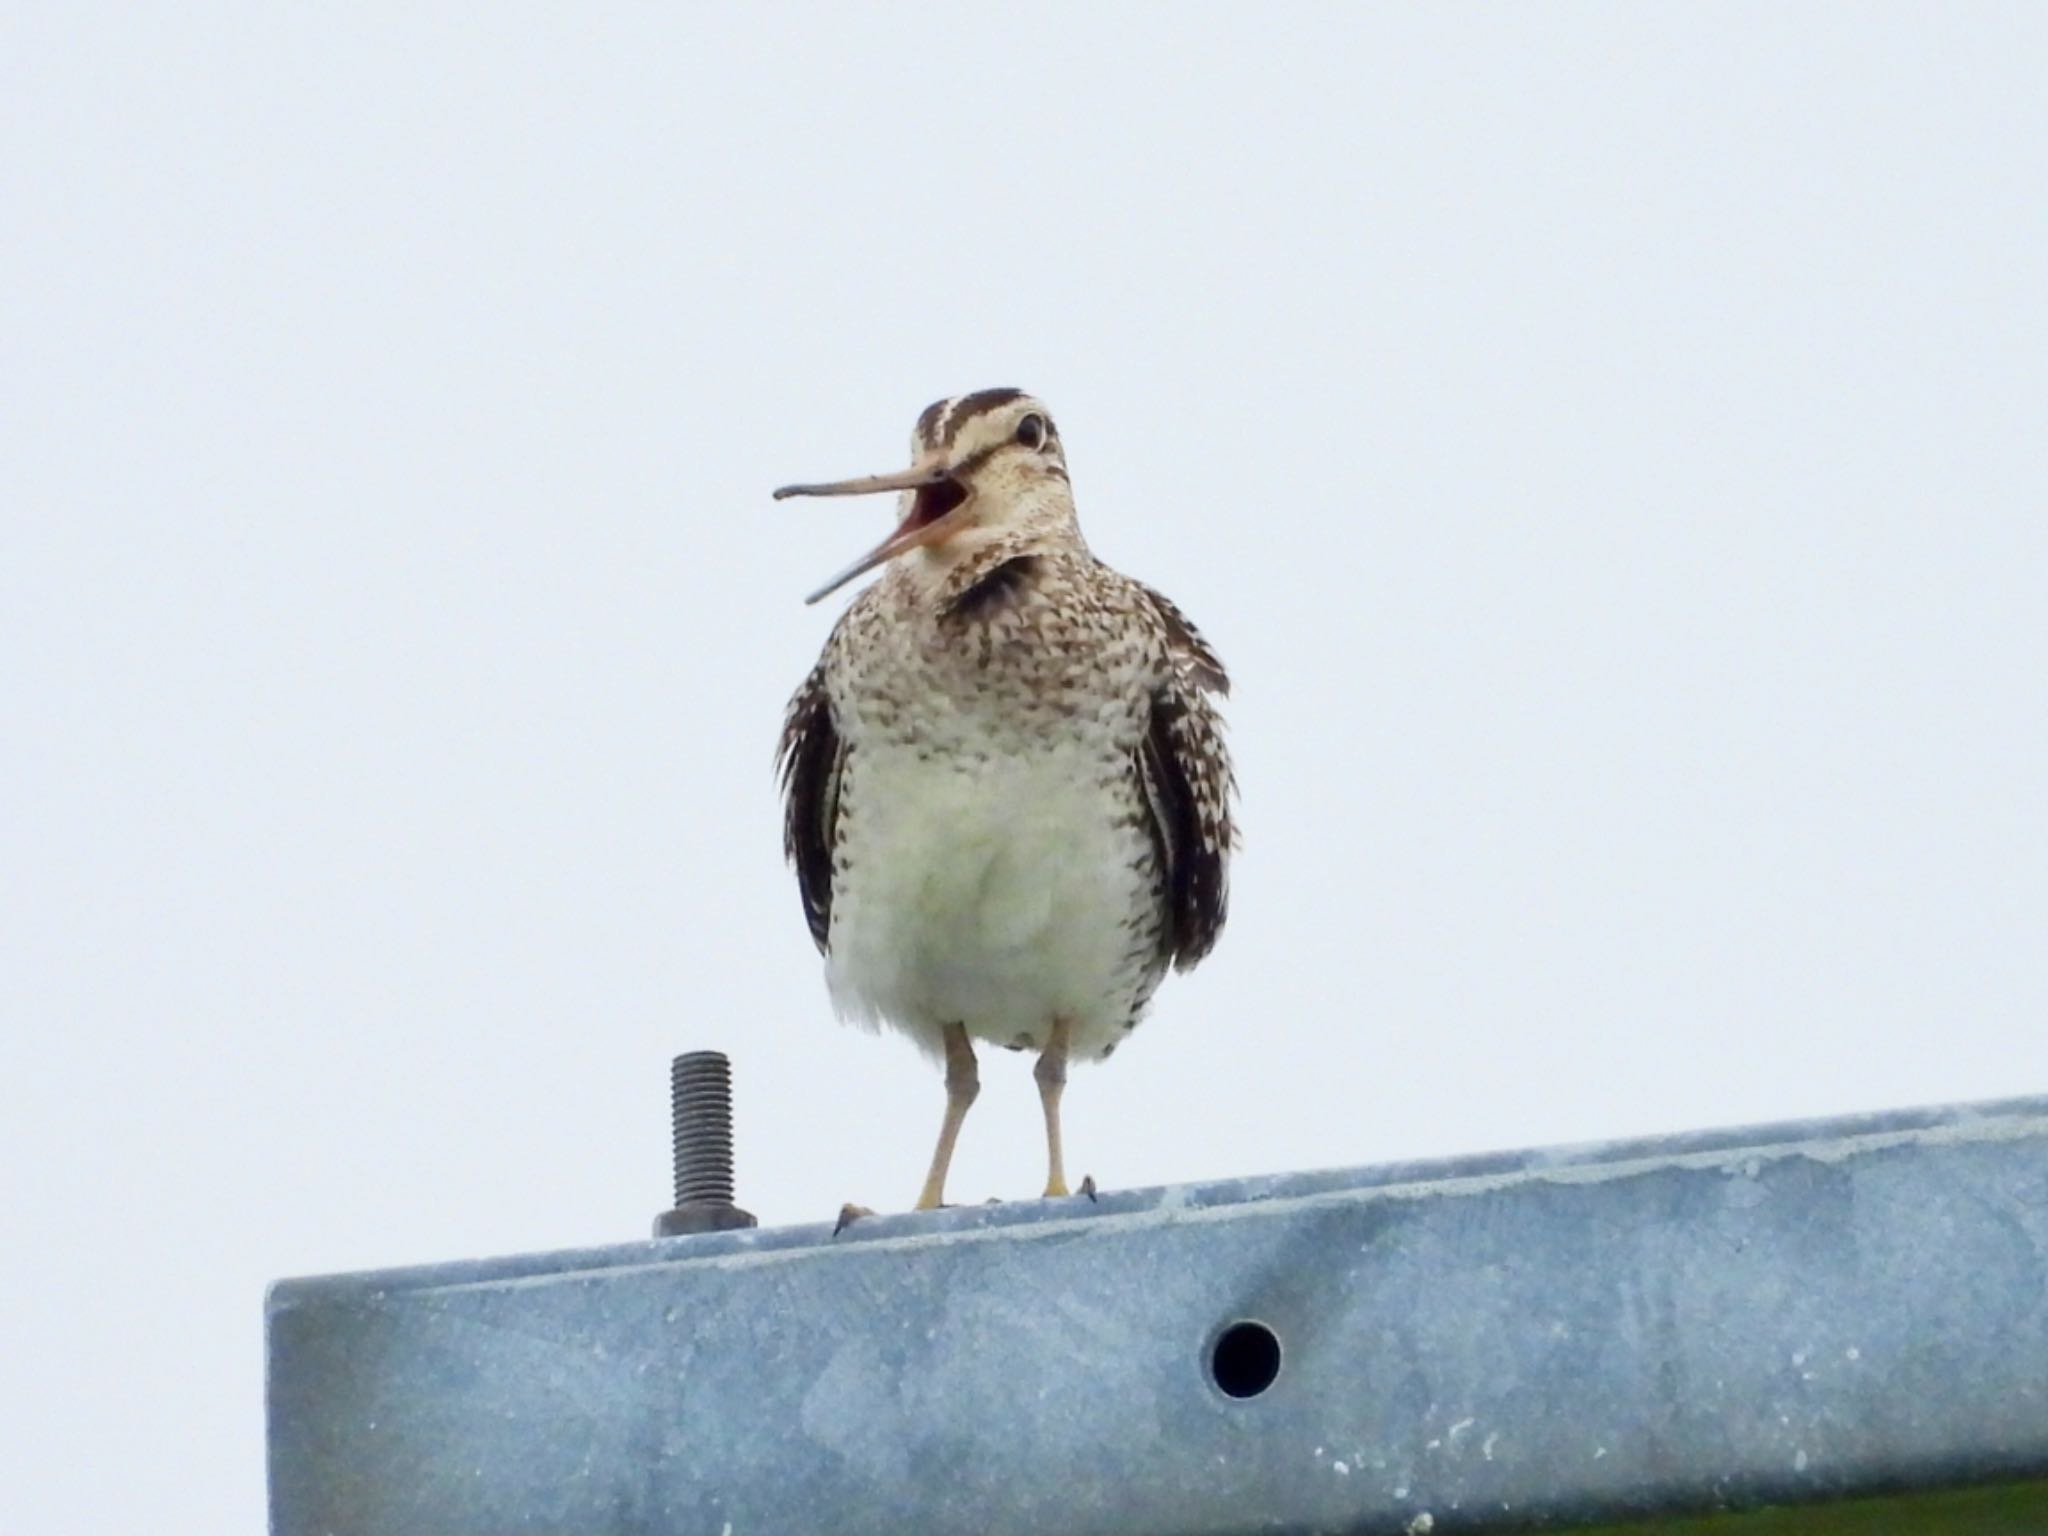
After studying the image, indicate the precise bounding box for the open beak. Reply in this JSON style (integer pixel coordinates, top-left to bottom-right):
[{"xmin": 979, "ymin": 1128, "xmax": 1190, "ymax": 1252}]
[{"xmin": 773, "ymin": 455, "xmax": 973, "ymax": 605}]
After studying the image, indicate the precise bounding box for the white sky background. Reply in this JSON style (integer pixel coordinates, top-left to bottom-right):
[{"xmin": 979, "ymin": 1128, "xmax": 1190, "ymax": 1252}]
[{"xmin": 4, "ymin": 5, "xmax": 2046, "ymax": 1529}]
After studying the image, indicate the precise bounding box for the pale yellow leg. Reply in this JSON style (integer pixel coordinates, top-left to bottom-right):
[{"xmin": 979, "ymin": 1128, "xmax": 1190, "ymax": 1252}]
[
  {"xmin": 914, "ymin": 1023, "xmax": 979, "ymax": 1211},
  {"xmin": 1034, "ymin": 1017, "xmax": 1073, "ymax": 1199}
]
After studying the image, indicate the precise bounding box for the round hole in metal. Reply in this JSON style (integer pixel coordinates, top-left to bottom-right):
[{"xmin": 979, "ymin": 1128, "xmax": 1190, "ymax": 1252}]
[{"xmin": 1209, "ymin": 1319, "xmax": 1281, "ymax": 1399}]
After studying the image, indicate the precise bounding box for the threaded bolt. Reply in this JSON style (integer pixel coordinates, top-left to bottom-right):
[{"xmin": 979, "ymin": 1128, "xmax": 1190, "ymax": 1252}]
[
  {"xmin": 671, "ymin": 1051, "xmax": 735, "ymax": 1206},
  {"xmin": 653, "ymin": 1050, "xmax": 757, "ymax": 1237}
]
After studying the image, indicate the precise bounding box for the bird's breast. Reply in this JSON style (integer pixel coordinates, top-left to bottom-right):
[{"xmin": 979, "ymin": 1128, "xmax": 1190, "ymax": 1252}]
[
  {"xmin": 838, "ymin": 572, "xmax": 1157, "ymax": 746},
  {"xmin": 824, "ymin": 741, "xmax": 1163, "ymax": 1051}
]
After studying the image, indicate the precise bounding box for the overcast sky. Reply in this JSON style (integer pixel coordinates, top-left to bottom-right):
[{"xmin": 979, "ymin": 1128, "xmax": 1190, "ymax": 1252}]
[{"xmin": 5, "ymin": 5, "xmax": 2045, "ymax": 1531}]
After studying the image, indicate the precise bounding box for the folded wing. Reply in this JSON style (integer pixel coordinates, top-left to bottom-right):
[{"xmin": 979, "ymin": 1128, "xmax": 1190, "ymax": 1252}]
[
  {"xmin": 1136, "ymin": 592, "xmax": 1236, "ymax": 970},
  {"xmin": 776, "ymin": 663, "xmax": 843, "ymax": 954}
]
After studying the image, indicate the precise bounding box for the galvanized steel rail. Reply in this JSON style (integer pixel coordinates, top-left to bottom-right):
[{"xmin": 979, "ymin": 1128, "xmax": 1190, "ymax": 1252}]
[{"xmin": 266, "ymin": 1094, "xmax": 2048, "ymax": 1534}]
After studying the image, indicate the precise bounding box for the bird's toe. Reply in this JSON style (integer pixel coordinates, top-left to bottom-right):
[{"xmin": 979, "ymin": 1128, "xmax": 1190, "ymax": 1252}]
[{"xmin": 832, "ymin": 1203, "xmax": 876, "ymax": 1236}]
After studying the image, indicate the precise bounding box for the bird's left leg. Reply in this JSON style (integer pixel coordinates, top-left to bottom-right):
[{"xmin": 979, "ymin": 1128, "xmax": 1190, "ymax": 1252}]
[
  {"xmin": 914, "ymin": 1022, "xmax": 980, "ymax": 1211},
  {"xmin": 1034, "ymin": 1017, "xmax": 1074, "ymax": 1199}
]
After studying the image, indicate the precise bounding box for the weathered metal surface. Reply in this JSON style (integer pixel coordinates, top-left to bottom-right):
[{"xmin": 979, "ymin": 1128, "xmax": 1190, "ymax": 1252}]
[{"xmin": 266, "ymin": 1095, "xmax": 2048, "ymax": 1534}]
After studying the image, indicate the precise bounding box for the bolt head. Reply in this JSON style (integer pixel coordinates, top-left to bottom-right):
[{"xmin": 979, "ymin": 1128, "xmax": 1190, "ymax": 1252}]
[{"xmin": 653, "ymin": 1204, "xmax": 758, "ymax": 1238}]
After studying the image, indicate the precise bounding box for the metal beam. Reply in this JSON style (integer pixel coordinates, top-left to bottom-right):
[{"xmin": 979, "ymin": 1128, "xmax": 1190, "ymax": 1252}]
[{"xmin": 266, "ymin": 1095, "xmax": 2048, "ymax": 1534}]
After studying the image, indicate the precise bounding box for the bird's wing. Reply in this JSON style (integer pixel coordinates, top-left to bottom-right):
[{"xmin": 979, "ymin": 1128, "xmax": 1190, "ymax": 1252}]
[
  {"xmin": 1136, "ymin": 623, "xmax": 1236, "ymax": 972},
  {"xmin": 776, "ymin": 662, "xmax": 843, "ymax": 954},
  {"xmin": 1138, "ymin": 581, "xmax": 1230, "ymax": 697}
]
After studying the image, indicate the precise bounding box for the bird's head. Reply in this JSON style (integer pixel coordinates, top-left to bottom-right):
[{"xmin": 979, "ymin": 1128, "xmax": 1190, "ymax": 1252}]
[{"xmin": 774, "ymin": 388, "xmax": 1078, "ymax": 605}]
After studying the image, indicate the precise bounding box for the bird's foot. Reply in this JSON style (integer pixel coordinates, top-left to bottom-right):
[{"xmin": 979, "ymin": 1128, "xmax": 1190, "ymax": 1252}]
[
  {"xmin": 1079, "ymin": 1174, "xmax": 1098, "ymax": 1202},
  {"xmin": 832, "ymin": 1203, "xmax": 875, "ymax": 1237}
]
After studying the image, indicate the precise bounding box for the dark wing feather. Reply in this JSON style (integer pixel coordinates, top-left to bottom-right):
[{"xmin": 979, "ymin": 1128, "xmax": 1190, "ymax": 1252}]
[
  {"xmin": 776, "ymin": 663, "xmax": 843, "ymax": 953},
  {"xmin": 1138, "ymin": 582, "xmax": 1230, "ymax": 697},
  {"xmin": 1138, "ymin": 666, "xmax": 1235, "ymax": 972}
]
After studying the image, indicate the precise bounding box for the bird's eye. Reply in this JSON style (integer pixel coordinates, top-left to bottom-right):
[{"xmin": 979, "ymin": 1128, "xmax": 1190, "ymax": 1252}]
[{"xmin": 1015, "ymin": 414, "xmax": 1047, "ymax": 450}]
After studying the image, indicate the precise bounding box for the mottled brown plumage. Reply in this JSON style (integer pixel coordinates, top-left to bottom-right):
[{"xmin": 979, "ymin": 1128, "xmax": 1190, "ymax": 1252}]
[{"xmin": 774, "ymin": 390, "xmax": 1235, "ymax": 1212}]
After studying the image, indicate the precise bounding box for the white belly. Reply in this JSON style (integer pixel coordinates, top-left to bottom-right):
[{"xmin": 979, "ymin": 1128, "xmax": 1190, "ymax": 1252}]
[{"xmin": 825, "ymin": 745, "xmax": 1160, "ymax": 1061}]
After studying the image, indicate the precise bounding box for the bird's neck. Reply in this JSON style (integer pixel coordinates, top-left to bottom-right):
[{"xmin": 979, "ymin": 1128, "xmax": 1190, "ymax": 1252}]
[{"xmin": 899, "ymin": 498, "xmax": 1087, "ymax": 606}]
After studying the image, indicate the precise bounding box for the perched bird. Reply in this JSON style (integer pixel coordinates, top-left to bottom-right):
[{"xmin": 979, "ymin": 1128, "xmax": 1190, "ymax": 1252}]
[{"xmin": 774, "ymin": 389, "xmax": 1235, "ymax": 1215}]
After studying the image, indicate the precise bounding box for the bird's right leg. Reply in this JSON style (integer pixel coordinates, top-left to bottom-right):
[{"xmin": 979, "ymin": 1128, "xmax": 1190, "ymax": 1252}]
[
  {"xmin": 1034, "ymin": 1016, "xmax": 1074, "ymax": 1199},
  {"xmin": 915, "ymin": 1022, "xmax": 980, "ymax": 1211}
]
